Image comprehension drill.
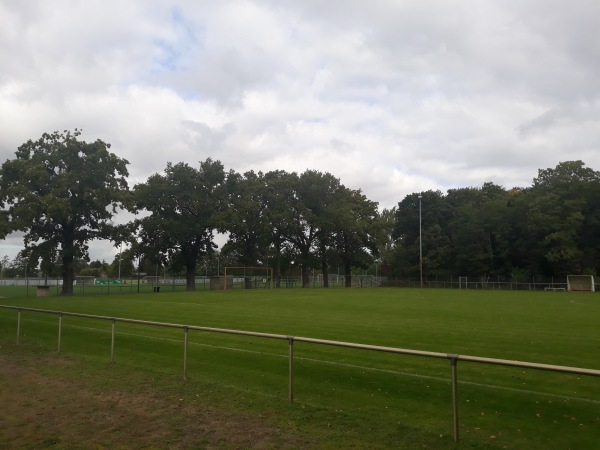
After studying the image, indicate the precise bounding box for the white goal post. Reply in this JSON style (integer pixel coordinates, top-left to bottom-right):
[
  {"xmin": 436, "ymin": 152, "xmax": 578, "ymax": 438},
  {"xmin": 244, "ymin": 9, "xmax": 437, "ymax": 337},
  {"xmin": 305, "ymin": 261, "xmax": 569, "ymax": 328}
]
[
  {"xmin": 567, "ymin": 275, "xmax": 595, "ymax": 292},
  {"xmin": 223, "ymin": 266, "xmax": 274, "ymax": 290},
  {"xmin": 74, "ymin": 276, "xmax": 96, "ymax": 286}
]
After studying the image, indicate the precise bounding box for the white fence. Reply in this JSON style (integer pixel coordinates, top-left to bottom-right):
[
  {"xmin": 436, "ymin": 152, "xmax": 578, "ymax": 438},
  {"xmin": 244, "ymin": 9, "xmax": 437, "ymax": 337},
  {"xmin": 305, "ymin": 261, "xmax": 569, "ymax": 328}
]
[{"xmin": 1, "ymin": 304, "xmax": 599, "ymax": 442}]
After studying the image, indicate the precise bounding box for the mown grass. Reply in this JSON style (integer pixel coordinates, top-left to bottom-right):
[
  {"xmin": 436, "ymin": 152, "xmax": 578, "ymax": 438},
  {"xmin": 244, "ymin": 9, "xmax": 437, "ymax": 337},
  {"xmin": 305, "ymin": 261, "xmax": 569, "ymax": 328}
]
[{"xmin": 1, "ymin": 287, "xmax": 599, "ymax": 449}]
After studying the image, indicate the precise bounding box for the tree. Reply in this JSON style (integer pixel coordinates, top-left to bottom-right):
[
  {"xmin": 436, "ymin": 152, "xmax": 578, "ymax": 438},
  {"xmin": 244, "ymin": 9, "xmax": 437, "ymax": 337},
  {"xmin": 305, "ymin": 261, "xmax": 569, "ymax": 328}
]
[
  {"xmin": 375, "ymin": 207, "xmax": 398, "ymax": 277},
  {"xmin": 421, "ymin": 223, "xmax": 452, "ymax": 277},
  {"xmin": 221, "ymin": 171, "xmax": 270, "ymax": 262},
  {"xmin": 107, "ymin": 248, "xmax": 136, "ymax": 278},
  {"xmin": 528, "ymin": 161, "xmax": 600, "ymax": 276},
  {"xmin": 331, "ymin": 187, "xmax": 380, "ymax": 287},
  {"xmin": 448, "ymin": 184, "xmax": 509, "ymax": 278},
  {"xmin": 0, "ymin": 255, "xmax": 9, "ymax": 279},
  {"xmin": 300, "ymin": 171, "xmax": 343, "ymax": 288},
  {"xmin": 392, "ymin": 190, "xmax": 451, "ymax": 278},
  {"xmin": 220, "ymin": 170, "xmax": 274, "ymax": 288},
  {"xmin": 133, "ymin": 159, "xmax": 225, "ymax": 291},
  {"xmin": 262, "ymin": 170, "xmax": 297, "ymax": 287},
  {"xmin": 277, "ymin": 170, "xmax": 338, "ymax": 288},
  {"xmin": 0, "ymin": 130, "xmax": 130, "ymax": 295}
]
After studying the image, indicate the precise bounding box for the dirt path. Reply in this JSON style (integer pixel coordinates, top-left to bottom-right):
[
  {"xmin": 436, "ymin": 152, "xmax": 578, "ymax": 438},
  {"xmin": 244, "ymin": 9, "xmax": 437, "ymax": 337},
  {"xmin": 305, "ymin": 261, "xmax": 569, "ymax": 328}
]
[{"xmin": 0, "ymin": 351, "xmax": 312, "ymax": 449}]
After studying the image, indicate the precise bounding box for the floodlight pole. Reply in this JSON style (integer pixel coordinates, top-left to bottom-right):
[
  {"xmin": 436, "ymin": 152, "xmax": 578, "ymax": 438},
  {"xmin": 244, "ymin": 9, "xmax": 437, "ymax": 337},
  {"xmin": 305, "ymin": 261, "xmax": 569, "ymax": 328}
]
[{"xmin": 419, "ymin": 194, "xmax": 423, "ymax": 288}]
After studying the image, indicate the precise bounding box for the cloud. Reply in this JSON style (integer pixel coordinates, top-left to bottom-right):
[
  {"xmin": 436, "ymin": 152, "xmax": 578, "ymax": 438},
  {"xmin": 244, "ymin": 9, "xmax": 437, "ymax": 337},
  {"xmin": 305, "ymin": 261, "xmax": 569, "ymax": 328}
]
[{"xmin": 1, "ymin": 0, "xmax": 600, "ymax": 261}]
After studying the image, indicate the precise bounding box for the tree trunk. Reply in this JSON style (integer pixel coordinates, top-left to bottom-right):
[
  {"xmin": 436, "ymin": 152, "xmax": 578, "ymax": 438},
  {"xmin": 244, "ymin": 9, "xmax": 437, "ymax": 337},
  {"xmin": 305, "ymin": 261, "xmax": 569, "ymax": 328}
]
[
  {"xmin": 322, "ymin": 258, "xmax": 329, "ymax": 288},
  {"xmin": 273, "ymin": 236, "xmax": 282, "ymax": 288},
  {"xmin": 275, "ymin": 247, "xmax": 281, "ymax": 288},
  {"xmin": 185, "ymin": 264, "xmax": 196, "ymax": 291},
  {"xmin": 320, "ymin": 241, "xmax": 329, "ymax": 288},
  {"xmin": 61, "ymin": 233, "xmax": 75, "ymax": 296},
  {"xmin": 301, "ymin": 266, "xmax": 310, "ymax": 288},
  {"xmin": 61, "ymin": 255, "xmax": 74, "ymax": 296},
  {"xmin": 344, "ymin": 261, "xmax": 352, "ymax": 288}
]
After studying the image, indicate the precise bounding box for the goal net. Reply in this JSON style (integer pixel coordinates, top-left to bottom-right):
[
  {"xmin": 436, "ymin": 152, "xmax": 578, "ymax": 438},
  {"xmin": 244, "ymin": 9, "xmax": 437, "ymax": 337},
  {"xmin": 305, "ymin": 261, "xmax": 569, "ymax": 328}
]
[
  {"xmin": 75, "ymin": 276, "xmax": 95, "ymax": 286},
  {"xmin": 144, "ymin": 276, "xmax": 161, "ymax": 285},
  {"xmin": 223, "ymin": 266, "xmax": 273, "ymax": 290},
  {"xmin": 567, "ymin": 275, "xmax": 595, "ymax": 292}
]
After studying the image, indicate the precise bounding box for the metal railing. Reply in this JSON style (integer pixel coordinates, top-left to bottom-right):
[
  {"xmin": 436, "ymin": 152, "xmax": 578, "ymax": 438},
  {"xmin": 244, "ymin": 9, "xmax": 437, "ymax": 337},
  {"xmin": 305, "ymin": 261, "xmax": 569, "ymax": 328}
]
[{"xmin": 1, "ymin": 304, "xmax": 599, "ymax": 442}]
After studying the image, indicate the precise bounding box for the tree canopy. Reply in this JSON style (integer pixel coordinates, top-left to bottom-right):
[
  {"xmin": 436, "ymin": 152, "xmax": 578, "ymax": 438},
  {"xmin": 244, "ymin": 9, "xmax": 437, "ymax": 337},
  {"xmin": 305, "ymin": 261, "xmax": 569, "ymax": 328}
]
[
  {"xmin": 0, "ymin": 130, "xmax": 130, "ymax": 295},
  {"xmin": 388, "ymin": 161, "xmax": 600, "ymax": 280},
  {"xmin": 2, "ymin": 130, "xmax": 598, "ymax": 287},
  {"xmin": 133, "ymin": 159, "xmax": 226, "ymax": 290}
]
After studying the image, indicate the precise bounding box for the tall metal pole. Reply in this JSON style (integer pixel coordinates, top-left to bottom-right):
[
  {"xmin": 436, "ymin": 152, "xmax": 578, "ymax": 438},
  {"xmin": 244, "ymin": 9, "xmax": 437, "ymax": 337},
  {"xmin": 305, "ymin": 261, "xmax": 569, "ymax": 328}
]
[{"xmin": 419, "ymin": 194, "xmax": 423, "ymax": 288}]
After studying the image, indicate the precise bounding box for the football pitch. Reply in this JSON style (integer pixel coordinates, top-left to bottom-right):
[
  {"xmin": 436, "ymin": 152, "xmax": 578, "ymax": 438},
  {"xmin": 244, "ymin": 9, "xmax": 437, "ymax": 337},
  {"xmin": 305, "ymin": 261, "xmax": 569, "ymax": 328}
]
[{"xmin": 0, "ymin": 287, "xmax": 599, "ymax": 449}]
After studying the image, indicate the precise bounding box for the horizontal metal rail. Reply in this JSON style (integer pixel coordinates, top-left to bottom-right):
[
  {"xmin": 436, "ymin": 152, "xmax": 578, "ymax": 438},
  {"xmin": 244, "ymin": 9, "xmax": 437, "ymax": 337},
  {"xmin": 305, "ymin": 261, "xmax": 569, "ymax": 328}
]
[{"xmin": 1, "ymin": 304, "xmax": 599, "ymax": 442}]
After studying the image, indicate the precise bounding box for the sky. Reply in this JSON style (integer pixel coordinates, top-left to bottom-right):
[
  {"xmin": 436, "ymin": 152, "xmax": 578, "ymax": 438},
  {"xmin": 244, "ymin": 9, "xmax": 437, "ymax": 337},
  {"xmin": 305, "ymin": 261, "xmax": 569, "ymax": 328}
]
[{"xmin": 1, "ymin": 0, "xmax": 600, "ymax": 263}]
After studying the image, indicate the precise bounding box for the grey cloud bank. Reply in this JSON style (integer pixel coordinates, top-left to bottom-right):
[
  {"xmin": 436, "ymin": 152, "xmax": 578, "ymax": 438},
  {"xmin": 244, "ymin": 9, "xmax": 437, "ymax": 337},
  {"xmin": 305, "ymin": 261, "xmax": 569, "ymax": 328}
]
[{"xmin": 1, "ymin": 0, "xmax": 600, "ymax": 260}]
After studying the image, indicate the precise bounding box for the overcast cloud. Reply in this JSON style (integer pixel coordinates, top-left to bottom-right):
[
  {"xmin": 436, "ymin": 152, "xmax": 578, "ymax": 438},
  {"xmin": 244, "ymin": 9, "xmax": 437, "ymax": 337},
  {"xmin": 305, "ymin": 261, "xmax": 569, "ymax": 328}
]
[{"xmin": 1, "ymin": 0, "xmax": 600, "ymax": 261}]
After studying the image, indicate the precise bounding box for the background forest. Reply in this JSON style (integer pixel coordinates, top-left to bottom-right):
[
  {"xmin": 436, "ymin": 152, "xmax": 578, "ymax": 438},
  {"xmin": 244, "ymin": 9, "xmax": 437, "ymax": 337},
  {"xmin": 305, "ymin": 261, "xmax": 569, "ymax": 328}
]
[{"xmin": 1, "ymin": 133, "xmax": 599, "ymax": 293}]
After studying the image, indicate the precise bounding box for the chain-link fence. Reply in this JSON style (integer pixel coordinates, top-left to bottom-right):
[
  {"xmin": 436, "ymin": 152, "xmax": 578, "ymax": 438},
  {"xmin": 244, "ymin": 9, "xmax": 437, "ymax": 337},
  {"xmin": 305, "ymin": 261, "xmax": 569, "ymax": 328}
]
[
  {"xmin": 0, "ymin": 275, "xmax": 585, "ymax": 296},
  {"xmin": 381, "ymin": 277, "xmax": 571, "ymax": 291}
]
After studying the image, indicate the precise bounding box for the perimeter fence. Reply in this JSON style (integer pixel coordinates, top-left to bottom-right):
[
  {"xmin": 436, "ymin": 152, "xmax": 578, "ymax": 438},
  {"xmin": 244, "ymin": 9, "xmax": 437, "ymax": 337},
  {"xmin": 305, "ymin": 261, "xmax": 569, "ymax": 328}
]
[
  {"xmin": 1, "ymin": 304, "xmax": 599, "ymax": 442},
  {"xmin": 0, "ymin": 276, "xmax": 204, "ymax": 296},
  {"xmin": 0, "ymin": 275, "xmax": 587, "ymax": 296},
  {"xmin": 381, "ymin": 277, "xmax": 571, "ymax": 291},
  {"xmin": 0, "ymin": 275, "xmax": 383, "ymax": 296}
]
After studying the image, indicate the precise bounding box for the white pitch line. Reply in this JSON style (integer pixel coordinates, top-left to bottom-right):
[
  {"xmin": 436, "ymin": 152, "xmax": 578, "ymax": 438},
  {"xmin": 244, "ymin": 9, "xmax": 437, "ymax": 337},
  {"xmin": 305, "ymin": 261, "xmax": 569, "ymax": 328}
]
[{"xmin": 19, "ymin": 318, "xmax": 600, "ymax": 405}]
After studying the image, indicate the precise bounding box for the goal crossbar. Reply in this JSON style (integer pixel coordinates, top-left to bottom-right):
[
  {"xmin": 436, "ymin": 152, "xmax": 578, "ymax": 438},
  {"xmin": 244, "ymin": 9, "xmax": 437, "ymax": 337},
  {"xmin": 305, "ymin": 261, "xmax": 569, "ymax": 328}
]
[
  {"xmin": 223, "ymin": 266, "xmax": 274, "ymax": 290},
  {"xmin": 567, "ymin": 275, "xmax": 595, "ymax": 292}
]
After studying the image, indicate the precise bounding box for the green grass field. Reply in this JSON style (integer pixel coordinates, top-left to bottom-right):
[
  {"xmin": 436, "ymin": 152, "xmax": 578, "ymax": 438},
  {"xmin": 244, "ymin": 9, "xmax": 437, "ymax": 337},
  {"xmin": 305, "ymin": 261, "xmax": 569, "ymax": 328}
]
[{"xmin": 1, "ymin": 287, "xmax": 599, "ymax": 449}]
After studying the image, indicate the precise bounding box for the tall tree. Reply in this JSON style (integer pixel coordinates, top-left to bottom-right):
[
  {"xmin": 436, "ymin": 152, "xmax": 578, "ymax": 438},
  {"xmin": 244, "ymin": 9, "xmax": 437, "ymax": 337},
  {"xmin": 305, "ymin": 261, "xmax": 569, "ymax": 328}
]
[
  {"xmin": 448, "ymin": 184, "xmax": 509, "ymax": 278},
  {"xmin": 277, "ymin": 170, "xmax": 347, "ymax": 287},
  {"xmin": 528, "ymin": 161, "xmax": 600, "ymax": 276},
  {"xmin": 375, "ymin": 207, "xmax": 398, "ymax": 277},
  {"xmin": 220, "ymin": 170, "xmax": 270, "ymax": 266},
  {"xmin": 332, "ymin": 187, "xmax": 380, "ymax": 287},
  {"xmin": 302, "ymin": 171, "xmax": 342, "ymax": 288},
  {"xmin": 392, "ymin": 190, "xmax": 451, "ymax": 278},
  {"xmin": 278, "ymin": 171, "xmax": 318, "ymax": 288},
  {"xmin": 0, "ymin": 130, "xmax": 129, "ymax": 295},
  {"xmin": 133, "ymin": 159, "xmax": 225, "ymax": 290},
  {"xmin": 262, "ymin": 170, "xmax": 297, "ymax": 286},
  {"xmin": 220, "ymin": 170, "xmax": 273, "ymax": 288},
  {"xmin": 0, "ymin": 255, "xmax": 9, "ymax": 279}
]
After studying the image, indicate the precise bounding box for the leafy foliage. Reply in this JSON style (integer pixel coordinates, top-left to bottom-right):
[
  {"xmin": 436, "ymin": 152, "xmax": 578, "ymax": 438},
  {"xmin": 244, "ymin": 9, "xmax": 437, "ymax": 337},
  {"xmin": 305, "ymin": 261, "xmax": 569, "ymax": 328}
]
[
  {"xmin": 133, "ymin": 159, "xmax": 225, "ymax": 290},
  {"xmin": 388, "ymin": 161, "xmax": 600, "ymax": 280},
  {"xmin": 3, "ymin": 129, "xmax": 597, "ymax": 287},
  {"xmin": 0, "ymin": 130, "xmax": 129, "ymax": 294}
]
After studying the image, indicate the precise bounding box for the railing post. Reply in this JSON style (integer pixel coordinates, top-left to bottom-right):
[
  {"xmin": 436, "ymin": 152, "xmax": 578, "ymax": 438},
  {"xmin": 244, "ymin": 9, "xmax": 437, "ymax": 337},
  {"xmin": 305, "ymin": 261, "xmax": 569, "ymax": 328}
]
[
  {"xmin": 183, "ymin": 326, "xmax": 189, "ymax": 380},
  {"xmin": 288, "ymin": 336, "xmax": 294, "ymax": 403},
  {"xmin": 58, "ymin": 313, "xmax": 63, "ymax": 353},
  {"xmin": 16, "ymin": 309, "xmax": 21, "ymax": 345},
  {"xmin": 110, "ymin": 319, "xmax": 116, "ymax": 363},
  {"xmin": 449, "ymin": 355, "xmax": 460, "ymax": 442}
]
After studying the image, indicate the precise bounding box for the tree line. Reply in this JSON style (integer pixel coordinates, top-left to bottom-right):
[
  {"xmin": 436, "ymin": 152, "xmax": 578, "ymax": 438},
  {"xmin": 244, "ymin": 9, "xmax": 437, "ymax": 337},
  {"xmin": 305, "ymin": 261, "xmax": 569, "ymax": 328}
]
[
  {"xmin": 387, "ymin": 161, "xmax": 600, "ymax": 282},
  {"xmin": 1, "ymin": 130, "xmax": 598, "ymax": 295}
]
